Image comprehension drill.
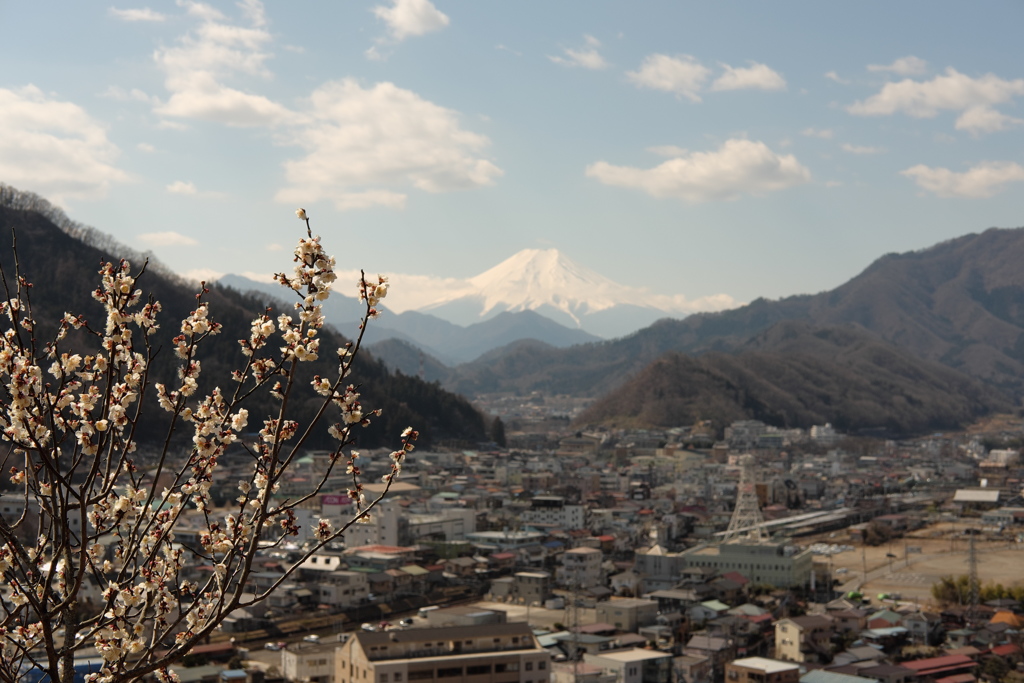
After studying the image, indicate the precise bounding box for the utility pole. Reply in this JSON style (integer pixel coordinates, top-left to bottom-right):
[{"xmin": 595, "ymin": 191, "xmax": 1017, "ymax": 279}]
[
  {"xmin": 861, "ymin": 546, "xmax": 867, "ymax": 589},
  {"xmin": 967, "ymin": 529, "xmax": 980, "ymax": 625}
]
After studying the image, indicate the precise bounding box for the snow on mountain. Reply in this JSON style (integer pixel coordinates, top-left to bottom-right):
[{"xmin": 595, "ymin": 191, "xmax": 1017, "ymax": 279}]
[
  {"xmin": 471, "ymin": 249, "xmax": 644, "ymax": 318},
  {"xmin": 422, "ymin": 248, "xmax": 665, "ymax": 334},
  {"xmin": 223, "ymin": 248, "xmax": 738, "ymax": 340}
]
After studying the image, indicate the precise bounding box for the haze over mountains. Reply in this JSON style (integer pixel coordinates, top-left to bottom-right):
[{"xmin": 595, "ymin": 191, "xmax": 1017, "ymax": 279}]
[
  {"xmin": 204, "ymin": 220, "xmax": 1024, "ymax": 435},
  {"xmin": 220, "ymin": 247, "xmax": 706, "ymax": 358},
  {"xmin": 4, "ymin": 185, "xmax": 1023, "ymax": 438}
]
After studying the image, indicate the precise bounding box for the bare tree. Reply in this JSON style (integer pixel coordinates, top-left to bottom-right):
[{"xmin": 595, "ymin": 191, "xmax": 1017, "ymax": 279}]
[{"xmin": 0, "ymin": 209, "xmax": 415, "ymax": 682}]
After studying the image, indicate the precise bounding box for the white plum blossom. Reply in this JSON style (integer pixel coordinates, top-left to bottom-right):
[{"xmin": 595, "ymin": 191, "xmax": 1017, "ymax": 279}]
[{"xmin": 0, "ymin": 204, "xmax": 416, "ymax": 680}]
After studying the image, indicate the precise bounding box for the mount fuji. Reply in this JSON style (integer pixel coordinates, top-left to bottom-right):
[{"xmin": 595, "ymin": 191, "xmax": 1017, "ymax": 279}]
[
  {"xmin": 420, "ymin": 248, "xmax": 677, "ymax": 338},
  {"xmin": 217, "ymin": 248, "xmax": 724, "ymax": 364}
]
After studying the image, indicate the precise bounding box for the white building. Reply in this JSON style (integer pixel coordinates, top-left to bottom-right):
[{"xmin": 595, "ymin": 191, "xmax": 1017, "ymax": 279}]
[
  {"xmin": 407, "ymin": 508, "xmax": 478, "ymax": 542},
  {"xmin": 558, "ymin": 547, "xmax": 604, "ymax": 588},
  {"xmin": 342, "ymin": 498, "xmax": 401, "ymax": 547},
  {"xmin": 521, "ymin": 496, "xmax": 585, "ymax": 530},
  {"xmin": 283, "ymin": 641, "xmax": 337, "ymax": 683}
]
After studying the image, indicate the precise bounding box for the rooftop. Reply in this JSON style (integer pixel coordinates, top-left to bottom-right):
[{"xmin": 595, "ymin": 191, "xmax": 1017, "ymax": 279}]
[{"xmin": 731, "ymin": 657, "xmax": 800, "ymax": 674}]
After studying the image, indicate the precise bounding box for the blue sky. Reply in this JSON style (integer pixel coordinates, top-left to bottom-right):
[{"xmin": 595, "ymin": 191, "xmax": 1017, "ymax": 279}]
[{"xmin": 1, "ymin": 1, "xmax": 1023, "ymax": 315}]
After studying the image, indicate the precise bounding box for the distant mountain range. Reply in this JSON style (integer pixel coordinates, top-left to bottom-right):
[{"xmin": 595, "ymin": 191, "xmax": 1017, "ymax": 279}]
[
  {"xmin": 417, "ymin": 248, "xmax": 678, "ymax": 338},
  {"xmin": 199, "ymin": 225, "xmax": 1024, "ymax": 436},
  {"xmin": 5, "ymin": 184, "xmax": 1023, "ymax": 438},
  {"xmin": 441, "ymin": 226, "xmax": 1024, "ymax": 435},
  {"xmin": 218, "ymin": 273, "xmax": 601, "ymax": 365}
]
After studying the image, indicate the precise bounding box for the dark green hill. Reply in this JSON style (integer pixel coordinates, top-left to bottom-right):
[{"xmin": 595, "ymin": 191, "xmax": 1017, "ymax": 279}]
[
  {"xmin": 576, "ymin": 321, "xmax": 1010, "ymax": 435},
  {"xmin": 0, "ymin": 193, "xmax": 486, "ymax": 449}
]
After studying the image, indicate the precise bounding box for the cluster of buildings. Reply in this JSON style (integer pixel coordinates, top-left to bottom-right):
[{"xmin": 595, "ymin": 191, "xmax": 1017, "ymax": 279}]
[{"xmin": 14, "ymin": 415, "xmax": 1024, "ymax": 682}]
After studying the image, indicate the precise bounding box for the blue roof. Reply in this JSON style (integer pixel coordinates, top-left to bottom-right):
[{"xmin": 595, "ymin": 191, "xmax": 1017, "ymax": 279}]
[{"xmin": 545, "ymin": 540, "xmax": 564, "ymax": 548}]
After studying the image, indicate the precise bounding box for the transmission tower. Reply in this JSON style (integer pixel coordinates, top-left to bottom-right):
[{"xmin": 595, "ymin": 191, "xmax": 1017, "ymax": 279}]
[{"xmin": 723, "ymin": 454, "xmax": 767, "ymax": 542}]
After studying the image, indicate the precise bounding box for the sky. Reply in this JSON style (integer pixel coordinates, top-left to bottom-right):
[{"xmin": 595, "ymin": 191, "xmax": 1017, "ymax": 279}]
[{"xmin": 1, "ymin": 1, "xmax": 1023, "ymax": 315}]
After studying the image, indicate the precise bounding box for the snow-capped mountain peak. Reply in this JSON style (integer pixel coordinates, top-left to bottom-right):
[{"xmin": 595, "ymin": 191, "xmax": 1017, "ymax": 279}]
[{"xmin": 463, "ymin": 248, "xmax": 642, "ymax": 322}]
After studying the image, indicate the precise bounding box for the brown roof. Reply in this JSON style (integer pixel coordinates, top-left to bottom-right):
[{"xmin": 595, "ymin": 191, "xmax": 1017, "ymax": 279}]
[{"xmin": 355, "ymin": 622, "xmax": 534, "ymax": 652}]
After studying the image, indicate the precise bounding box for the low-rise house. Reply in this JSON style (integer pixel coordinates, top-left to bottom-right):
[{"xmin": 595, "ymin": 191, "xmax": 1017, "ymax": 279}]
[
  {"xmin": 830, "ymin": 645, "xmax": 886, "ymax": 668},
  {"xmin": 900, "ymin": 654, "xmax": 976, "ymax": 682},
  {"xmin": 595, "ymin": 599, "xmax": 659, "ymax": 633},
  {"xmin": 648, "ymin": 587, "xmax": 716, "ymax": 614},
  {"xmin": 283, "ymin": 641, "xmax": 338, "ymax": 683},
  {"xmin": 905, "ymin": 614, "xmax": 942, "ymax": 647},
  {"xmin": 444, "ymin": 556, "xmax": 477, "ymax": 578},
  {"xmin": 311, "ymin": 570, "xmax": 370, "ymax": 609},
  {"xmin": 551, "ymin": 661, "xmax": 616, "ymax": 683},
  {"xmin": 683, "ymin": 635, "xmax": 735, "ymax": 674},
  {"xmin": 584, "ymin": 648, "xmax": 673, "ymax": 683},
  {"xmin": 859, "ymin": 627, "xmax": 909, "ymax": 654},
  {"xmin": 801, "ymin": 671, "xmax": 879, "ymax": 683},
  {"xmin": 674, "ymin": 654, "xmax": 711, "ymax": 683},
  {"xmin": 829, "ymin": 609, "xmax": 867, "ymax": 635},
  {"xmin": 726, "ymin": 657, "xmax": 799, "ymax": 683},
  {"xmin": 774, "ymin": 615, "xmax": 834, "ymax": 663},
  {"xmin": 850, "ymin": 664, "xmax": 916, "ymax": 683}
]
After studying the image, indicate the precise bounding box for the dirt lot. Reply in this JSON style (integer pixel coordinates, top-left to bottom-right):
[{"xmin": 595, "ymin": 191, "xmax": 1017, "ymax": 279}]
[{"xmin": 819, "ymin": 522, "xmax": 1024, "ymax": 608}]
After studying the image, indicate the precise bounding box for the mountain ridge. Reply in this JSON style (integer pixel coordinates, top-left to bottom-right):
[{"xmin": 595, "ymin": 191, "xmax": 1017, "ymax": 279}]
[{"xmin": 0, "ymin": 196, "xmax": 488, "ymax": 449}]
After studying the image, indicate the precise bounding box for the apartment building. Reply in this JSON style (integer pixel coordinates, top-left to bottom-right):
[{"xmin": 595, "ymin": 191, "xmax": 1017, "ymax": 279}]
[
  {"xmin": 335, "ymin": 623, "xmax": 551, "ymax": 683},
  {"xmin": 559, "ymin": 547, "xmax": 603, "ymax": 588},
  {"xmin": 521, "ymin": 496, "xmax": 585, "ymax": 530}
]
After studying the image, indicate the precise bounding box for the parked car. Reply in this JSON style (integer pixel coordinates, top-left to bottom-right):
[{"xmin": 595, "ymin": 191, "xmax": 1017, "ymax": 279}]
[
  {"xmin": 264, "ymin": 641, "xmax": 286, "ymax": 651},
  {"xmin": 303, "ymin": 634, "xmax": 321, "ymax": 643}
]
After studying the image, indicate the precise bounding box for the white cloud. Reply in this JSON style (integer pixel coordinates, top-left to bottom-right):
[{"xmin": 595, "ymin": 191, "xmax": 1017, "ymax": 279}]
[
  {"xmin": 137, "ymin": 142, "xmax": 156, "ymax": 152},
  {"xmin": 154, "ymin": 1, "xmax": 295, "ymax": 127},
  {"xmin": 867, "ymin": 56, "xmax": 928, "ymax": 76},
  {"xmin": 711, "ymin": 62, "xmax": 786, "ymax": 91},
  {"xmin": 801, "ymin": 127, "xmax": 834, "ymax": 139},
  {"xmin": 166, "ymin": 179, "xmax": 225, "ymax": 198},
  {"xmin": 585, "ymin": 139, "xmax": 810, "ymax": 203},
  {"xmin": 627, "ymin": 54, "xmax": 710, "ymax": 102},
  {"xmin": 648, "ymin": 292, "xmax": 740, "ymax": 314},
  {"xmin": 371, "ymin": 0, "xmax": 449, "ymax": 42},
  {"xmin": 841, "ymin": 143, "xmax": 885, "ymax": 155},
  {"xmin": 647, "ymin": 145, "xmax": 689, "ymax": 157},
  {"xmin": 138, "ymin": 231, "xmax": 199, "ymax": 247},
  {"xmin": 265, "ymin": 243, "xmax": 284, "ymax": 251},
  {"xmin": 275, "ymin": 79, "xmax": 502, "ymax": 211},
  {"xmin": 824, "ymin": 71, "xmax": 849, "ymax": 84},
  {"xmin": 848, "ymin": 68, "xmax": 1024, "ymax": 120},
  {"xmin": 166, "ymin": 180, "xmax": 198, "ymax": 194},
  {"xmin": 183, "ymin": 267, "xmax": 223, "ymax": 282},
  {"xmin": 109, "ymin": 6, "xmax": 166, "ymax": 22},
  {"xmin": 901, "ymin": 161, "xmax": 1024, "ymax": 198},
  {"xmin": 549, "ymin": 35, "xmax": 608, "ymax": 70},
  {"xmin": 101, "ymin": 86, "xmax": 158, "ymax": 104},
  {"xmin": 955, "ymin": 105, "xmax": 1023, "ymax": 136},
  {"xmin": 0, "ymin": 85, "xmax": 130, "ymax": 202}
]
